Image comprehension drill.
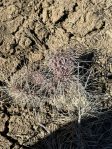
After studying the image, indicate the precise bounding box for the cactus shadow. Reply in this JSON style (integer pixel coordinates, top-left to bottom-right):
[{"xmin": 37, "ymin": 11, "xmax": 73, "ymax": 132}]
[{"xmin": 29, "ymin": 111, "xmax": 112, "ymax": 149}]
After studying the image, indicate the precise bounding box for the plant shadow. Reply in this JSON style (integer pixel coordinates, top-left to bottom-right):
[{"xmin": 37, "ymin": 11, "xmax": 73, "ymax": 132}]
[{"xmin": 29, "ymin": 110, "xmax": 112, "ymax": 149}]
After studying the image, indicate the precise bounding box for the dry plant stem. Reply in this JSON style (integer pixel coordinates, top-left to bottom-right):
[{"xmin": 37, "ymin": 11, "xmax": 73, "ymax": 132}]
[
  {"xmin": 38, "ymin": 123, "xmax": 50, "ymax": 134},
  {"xmin": 84, "ymin": 68, "xmax": 93, "ymax": 89},
  {"xmin": 77, "ymin": 62, "xmax": 81, "ymax": 125},
  {"xmin": 25, "ymin": 28, "xmax": 47, "ymax": 51},
  {"xmin": 33, "ymin": 109, "xmax": 50, "ymax": 134},
  {"xmin": 77, "ymin": 62, "xmax": 85, "ymax": 149}
]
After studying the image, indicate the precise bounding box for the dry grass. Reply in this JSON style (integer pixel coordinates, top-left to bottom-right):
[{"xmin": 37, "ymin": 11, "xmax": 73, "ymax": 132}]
[
  {"xmin": 3, "ymin": 49, "xmax": 93, "ymax": 116},
  {"xmin": 0, "ymin": 48, "xmax": 111, "ymax": 149}
]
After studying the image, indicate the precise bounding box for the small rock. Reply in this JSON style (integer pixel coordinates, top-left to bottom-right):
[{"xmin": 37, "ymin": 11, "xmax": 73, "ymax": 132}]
[
  {"xmin": 0, "ymin": 135, "xmax": 12, "ymax": 149},
  {"xmin": 51, "ymin": 6, "xmax": 65, "ymax": 23},
  {"xmin": 0, "ymin": 113, "xmax": 8, "ymax": 132},
  {"xmin": 19, "ymin": 36, "xmax": 32, "ymax": 49}
]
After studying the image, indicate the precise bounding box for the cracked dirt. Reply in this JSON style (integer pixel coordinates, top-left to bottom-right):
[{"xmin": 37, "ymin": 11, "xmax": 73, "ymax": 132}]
[{"xmin": 0, "ymin": 0, "xmax": 112, "ymax": 149}]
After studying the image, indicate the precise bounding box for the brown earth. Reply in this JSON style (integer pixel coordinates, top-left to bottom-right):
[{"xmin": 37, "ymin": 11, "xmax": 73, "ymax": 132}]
[{"xmin": 0, "ymin": 0, "xmax": 112, "ymax": 149}]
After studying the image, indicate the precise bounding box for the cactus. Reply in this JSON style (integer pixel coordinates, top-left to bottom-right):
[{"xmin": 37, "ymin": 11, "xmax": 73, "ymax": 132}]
[{"xmin": 3, "ymin": 48, "xmax": 99, "ymax": 124}]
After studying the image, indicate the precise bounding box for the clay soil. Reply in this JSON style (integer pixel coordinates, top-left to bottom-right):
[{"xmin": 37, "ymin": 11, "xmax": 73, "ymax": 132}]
[{"xmin": 0, "ymin": 0, "xmax": 112, "ymax": 149}]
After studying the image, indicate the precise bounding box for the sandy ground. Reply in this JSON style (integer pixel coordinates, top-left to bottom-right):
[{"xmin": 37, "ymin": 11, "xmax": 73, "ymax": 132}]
[{"xmin": 0, "ymin": 0, "xmax": 112, "ymax": 149}]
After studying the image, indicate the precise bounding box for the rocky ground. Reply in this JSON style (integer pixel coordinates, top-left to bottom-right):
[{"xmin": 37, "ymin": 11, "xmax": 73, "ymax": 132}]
[{"xmin": 0, "ymin": 0, "xmax": 112, "ymax": 149}]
